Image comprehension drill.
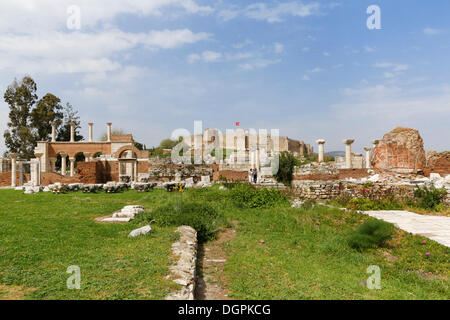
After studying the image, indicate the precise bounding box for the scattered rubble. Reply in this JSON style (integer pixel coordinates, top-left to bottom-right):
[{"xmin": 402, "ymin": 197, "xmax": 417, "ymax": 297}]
[{"xmin": 128, "ymin": 225, "xmax": 152, "ymax": 237}]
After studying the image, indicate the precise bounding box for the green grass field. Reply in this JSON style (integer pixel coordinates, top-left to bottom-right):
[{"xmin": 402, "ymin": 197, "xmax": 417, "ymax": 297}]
[{"xmin": 0, "ymin": 187, "xmax": 448, "ymax": 299}]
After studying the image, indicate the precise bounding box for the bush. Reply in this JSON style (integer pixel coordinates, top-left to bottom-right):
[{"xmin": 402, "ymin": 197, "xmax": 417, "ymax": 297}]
[
  {"xmin": 413, "ymin": 186, "xmax": 447, "ymax": 211},
  {"xmin": 274, "ymin": 151, "xmax": 299, "ymax": 186},
  {"xmin": 229, "ymin": 183, "xmax": 289, "ymax": 208},
  {"xmin": 347, "ymin": 220, "xmax": 395, "ymax": 251},
  {"xmin": 135, "ymin": 201, "xmax": 225, "ymax": 242}
]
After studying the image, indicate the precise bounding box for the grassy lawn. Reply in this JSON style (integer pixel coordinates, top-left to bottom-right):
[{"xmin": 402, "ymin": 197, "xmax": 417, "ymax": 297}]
[
  {"xmin": 0, "ymin": 186, "xmax": 449, "ymax": 300},
  {"xmin": 0, "ymin": 189, "xmax": 178, "ymax": 300},
  {"xmin": 223, "ymin": 205, "xmax": 449, "ymax": 299}
]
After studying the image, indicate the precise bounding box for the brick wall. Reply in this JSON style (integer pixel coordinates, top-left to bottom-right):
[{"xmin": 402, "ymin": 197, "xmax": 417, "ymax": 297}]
[
  {"xmin": 0, "ymin": 172, "xmax": 30, "ymax": 186},
  {"xmin": 215, "ymin": 170, "xmax": 248, "ymax": 182}
]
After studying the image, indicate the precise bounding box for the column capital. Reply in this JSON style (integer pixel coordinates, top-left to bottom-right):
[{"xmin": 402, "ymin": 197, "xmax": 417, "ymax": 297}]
[
  {"xmin": 343, "ymin": 139, "xmax": 355, "ymax": 145},
  {"xmin": 9, "ymin": 153, "xmax": 18, "ymax": 159},
  {"xmin": 88, "ymin": 122, "xmax": 94, "ymax": 126},
  {"xmin": 34, "ymin": 153, "xmax": 43, "ymax": 159},
  {"xmin": 316, "ymin": 139, "xmax": 326, "ymax": 145},
  {"xmin": 364, "ymin": 147, "xmax": 371, "ymax": 152},
  {"xmin": 106, "ymin": 122, "xmax": 112, "ymax": 126},
  {"xmin": 59, "ymin": 152, "xmax": 68, "ymax": 157},
  {"xmin": 371, "ymin": 139, "xmax": 380, "ymax": 145},
  {"xmin": 69, "ymin": 157, "xmax": 75, "ymax": 161}
]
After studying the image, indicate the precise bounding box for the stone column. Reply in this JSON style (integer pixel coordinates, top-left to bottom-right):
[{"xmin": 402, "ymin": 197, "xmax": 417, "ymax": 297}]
[
  {"xmin": 316, "ymin": 139, "xmax": 326, "ymax": 163},
  {"xmin": 343, "ymin": 139, "xmax": 355, "ymax": 169},
  {"xmin": 70, "ymin": 122, "xmax": 75, "ymax": 142},
  {"xmin": 10, "ymin": 153, "xmax": 18, "ymax": 187},
  {"xmin": 69, "ymin": 157, "xmax": 75, "ymax": 177},
  {"xmin": 34, "ymin": 153, "xmax": 43, "ymax": 186},
  {"xmin": 106, "ymin": 122, "xmax": 112, "ymax": 142},
  {"xmin": 364, "ymin": 147, "xmax": 371, "ymax": 169},
  {"xmin": 88, "ymin": 123, "xmax": 93, "ymax": 142},
  {"xmin": 51, "ymin": 122, "xmax": 56, "ymax": 142},
  {"xmin": 49, "ymin": 157, "xmax": 57, "ymax": 172},
  {"xmin": 84, "ymin": 152, "xmax": 92, "ymax": 162},
  {"xmin": 60, "ymin": 153, "xmax": 67, "ymax": 176}
]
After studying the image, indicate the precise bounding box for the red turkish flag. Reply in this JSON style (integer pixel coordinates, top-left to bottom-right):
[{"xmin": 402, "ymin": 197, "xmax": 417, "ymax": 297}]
[{"xmin": 235, "ymin": 122, "xmax": 240, "ymax": 126}]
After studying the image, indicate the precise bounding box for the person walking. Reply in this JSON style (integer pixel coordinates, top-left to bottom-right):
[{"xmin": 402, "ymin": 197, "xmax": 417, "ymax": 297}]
[
  {"xmin": 248, "ymin": 168, "xmax": 253, "ymax": 183},
  {"xmin": 253, "ymin": 168, "xmax": 258, "ymax": 184}
]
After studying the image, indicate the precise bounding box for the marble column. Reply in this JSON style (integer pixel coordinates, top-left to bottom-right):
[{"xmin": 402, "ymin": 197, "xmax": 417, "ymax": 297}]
[
  {"xmin": 34, "ymin": 153, "xmax": 43, "ymax": 186},
  {"xmin": 316, "ymin": 139, "xmax": 326, "ymax": 163},
  {"xmin": 84, "ymin": 152, "xmax": 92, "ymax": 162},
  {"xmin": 343, "ymin": 139, "xmax": 355, "ymax": 169},
  {"xmin": 88, "ymin": 123, "xmax": 94, "ymax": 142},
  {"xmin": 51, "ymin": 122, "xmax": 56, "ymax": 142},
  {"xmin": 364, "ymin": 147, "xmax": 371, "ymax": 169},
  {"xmin": 60, "ymin": 153, "xmax": 67, "ymax": 176},
  {"xmin": 10, "ymin": 153, "xmax": 18, "ymax": 187},
  {"xmin": 70, "ymin": 122, "xmax": 75, "ymax": 142},
  {"xmin": 69, "ymin": 158, "xmax": 75, "ymax": 177},
  {"xmin": 106, "ymin": 122, "xmax": 112, "ymax": 142}
]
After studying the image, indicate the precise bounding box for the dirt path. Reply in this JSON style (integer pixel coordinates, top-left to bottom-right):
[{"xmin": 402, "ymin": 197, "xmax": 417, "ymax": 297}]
[{"xmin": 195, "ymin": 226, "xmax": 236, "ymax": 300}]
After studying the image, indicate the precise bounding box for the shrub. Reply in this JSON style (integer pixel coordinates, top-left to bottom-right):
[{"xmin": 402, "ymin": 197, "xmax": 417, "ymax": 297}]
[
  {"xmin": 413, "ymin": 186, "xmax": 447, "ymax": 211},
  {"xmin": 218, "ymin": 177, "xmax": 241, "ymax": 190},
  {"xmin": 348, "ymin": 220, "xmax": 395, "ymax": 251},
  {"xmin": 135, "ymin": 201, "xmax": 225, "ymax": 242},
  {"xmin": 229, "ymin": 183, "xmax": 289, "ymax": 208},
  {"xmin": 274, "ymin": 151, "xmax": 299, "ymax": 186}
]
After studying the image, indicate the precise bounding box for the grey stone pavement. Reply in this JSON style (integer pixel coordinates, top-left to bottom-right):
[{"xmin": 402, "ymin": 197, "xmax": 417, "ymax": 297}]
[{"xmin": 362, "ymin": 210, "xmax": 450, "ymax": 248}]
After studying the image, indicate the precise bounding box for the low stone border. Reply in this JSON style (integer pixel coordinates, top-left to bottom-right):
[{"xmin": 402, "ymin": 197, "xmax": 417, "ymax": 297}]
[{"xmin": 165, "ymin": 226, "xmax": 198, "ymax": 300}]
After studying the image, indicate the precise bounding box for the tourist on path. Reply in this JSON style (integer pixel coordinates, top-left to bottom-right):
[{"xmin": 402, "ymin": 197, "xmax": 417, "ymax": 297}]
[
  {"xmin": 248, "ymin": 168, "xmax": 253, "ymax": 183},
  {"xmin": 253, "ymin": 168, "xmax": 258, "ymax": 184}
]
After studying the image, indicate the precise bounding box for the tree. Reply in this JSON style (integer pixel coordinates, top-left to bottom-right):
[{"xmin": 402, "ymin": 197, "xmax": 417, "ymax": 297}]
[
  {"xmin": 57, "ymin": 103, "xmax": 83, "ymax": 142},
  {"xmin": 99, "ymin": 128, "xmax": 125, "ymax": 141},
  {"xmin": 30, "ymin": 93, "xmax": 64, "ymax": 141},
  {"xmin": 3, "ymin": 76, "xmax": 38, "ymax": 159},
  {"xmin": 274, "ymin": 151, "xmax": 299, "ymax": 186}
]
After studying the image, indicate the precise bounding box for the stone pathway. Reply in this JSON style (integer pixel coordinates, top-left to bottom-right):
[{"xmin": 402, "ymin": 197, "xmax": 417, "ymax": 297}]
[{"xmin": 362, "ymin": 210, "xmax": 450, "ymax": 248}]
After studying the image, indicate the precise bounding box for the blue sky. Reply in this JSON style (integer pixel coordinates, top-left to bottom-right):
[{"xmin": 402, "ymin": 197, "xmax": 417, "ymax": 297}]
[{"xmin": 0, "ymin": 0, "xmax": 449, "ymax": 154}]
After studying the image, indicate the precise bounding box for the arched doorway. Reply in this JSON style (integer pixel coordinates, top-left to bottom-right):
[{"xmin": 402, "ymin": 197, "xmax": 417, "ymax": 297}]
[{"xmin": 118, "ymin": 149, "xmax": 137, "ymax": 183}]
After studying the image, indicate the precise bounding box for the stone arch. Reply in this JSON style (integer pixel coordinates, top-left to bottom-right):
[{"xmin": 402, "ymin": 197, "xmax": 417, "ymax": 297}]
[{"xmin": 114, "ymin": 145, "xmax": 145, "ymax": 159}]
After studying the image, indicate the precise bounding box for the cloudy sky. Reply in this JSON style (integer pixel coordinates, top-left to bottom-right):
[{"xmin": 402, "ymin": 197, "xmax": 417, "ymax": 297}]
[{"xmin": 0, "ymin": 0, "xmax": 449, "ymax": 154}]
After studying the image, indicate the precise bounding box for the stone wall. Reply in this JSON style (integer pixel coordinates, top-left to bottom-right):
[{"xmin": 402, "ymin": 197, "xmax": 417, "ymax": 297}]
[
  {"xmin": 292, "ymin": 180, "xmax": 450, "ymax": 205},
  {"xmin": 294, "ymin": 163, "xmax": 369, "ymax": 181},
  {"xmin": 149, "ymin": 163, "xmax": 217, "ymax": 182},
  {"xmin": 424, "ymin": 151, "xmax": 450, "ymax": 177}
]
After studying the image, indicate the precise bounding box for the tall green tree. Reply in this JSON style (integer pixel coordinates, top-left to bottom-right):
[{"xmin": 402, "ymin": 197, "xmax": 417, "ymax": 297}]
[
  {"xmin": 57, "ymin": 103, "xmax": 84, "ymax": 142},
  {"xmin": 3, "ymin": 76, "xmax": 38, "ymax": 159},
  {"xmin": 30, "ymin": 93, "xmax": 64, "ymax": 141}
]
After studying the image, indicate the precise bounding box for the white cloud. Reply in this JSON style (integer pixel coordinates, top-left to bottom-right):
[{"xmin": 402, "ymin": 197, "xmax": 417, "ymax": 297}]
[
  {"xmin": 308, "ymin": 67, "xmax": 323, "ymax": 73},
  {"xmin": 364, "ymin": 46, "xmax": 375, "ymax": 52},
  {"xmin": 323, "ymin": 51, "xmax": 330, "ymax": 56},
  {"xmin": 0, "ymin": 29, "xmax": 211, "ymax": 74},
  {"xmin": 0, "ymin": 1, "xmax": 213, "ymax": 33},
  {"xmin": 188, "ymin": 50, "xmax": 222, "ymax": 63},
  {"xmin": 274, "ymin": 42, "xmax": 284, "ymax": 54},
  {"xmin": 239, "ymin": 59, "xmax": 281, "ymax": 70},
  {"xmin": 423, "ymin": 27, "xmax": 441, "ymax": 35},
  {"xmin": 373, "ymin": 62, "xmax": 409, "ymax": 79},
  {"xmin": 219, "ymin": 1, "xmax": 321, "ymax": 23},
  {"xmin": 302, "ymin": 75, "xmax": 310, "ymax": 81},
  {"xmin": 202, "ymin": 51, "xmax": 222, "ymax": 62}
]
